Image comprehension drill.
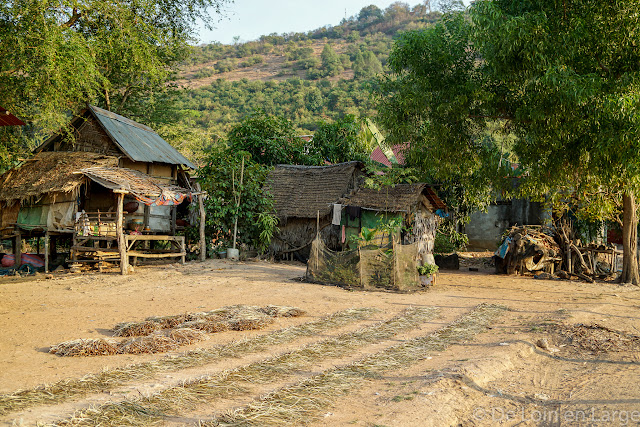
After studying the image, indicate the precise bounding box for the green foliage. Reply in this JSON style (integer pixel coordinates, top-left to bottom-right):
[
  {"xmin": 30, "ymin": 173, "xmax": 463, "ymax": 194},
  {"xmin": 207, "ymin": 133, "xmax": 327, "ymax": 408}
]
[
  {"xmin": 198, "ymin": 148, "xmax": 277, "ymax": 253},
  {"xmin": 434, "ymin": 229, "xmax": 468, "ymax": 253},
  {"xmin": 417, "ymin": 263, "xmax": 438, "ymax": 276},
  {"xmin": 0, "ymin": 0, "xmax": 229, "ymax": 169},
  {"xmin": 227, "ymin": 111, "xmax": 320, "ymax": 166},
  {"xmin": 310, "ymin": 115, "xmax": 371, "ymax": 164},
  {"xmin": 321, "ymin": 44, "xmax": 343, "ymax": 77}
]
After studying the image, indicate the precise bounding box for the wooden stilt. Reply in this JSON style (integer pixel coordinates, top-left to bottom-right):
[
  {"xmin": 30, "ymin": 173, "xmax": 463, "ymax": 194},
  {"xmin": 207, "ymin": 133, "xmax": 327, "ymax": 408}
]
[
  {"xmin": 14, "ymin": 230, "xmax": 21, "ymax": 267},
  {"xmin": 44, "ymin": 232, "xmax": 50, "ymax": 273},
  {"xmin": 115, "ymin": 191, "xmax": 128, "ymax": 275}
]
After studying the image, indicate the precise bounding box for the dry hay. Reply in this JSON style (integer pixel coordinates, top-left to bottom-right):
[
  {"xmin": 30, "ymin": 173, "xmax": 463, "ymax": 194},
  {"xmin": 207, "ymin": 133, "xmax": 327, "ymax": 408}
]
[
  {"xmin": 180, "ymin": 319, "xmax": 230, "ymax": 333},
  {"xmin": 0, "ymin": 308, "xmax": 377, "ymax": 417},
  {"xmin": 228, "ymin": 314, "xmax": 274, "ymax": 331},
  {"xmin": 114, "ymin": 305, "xmax": 304, "ymax": 338},
  {"xmin": 553, "ymin": 323, "xmax": 640, "ymax": 354},
  {"xmin": 55, "ymin": 307, "xmax": 439, "ymax": 426},
  {"xmin": 143, "ymin": 314, "xmax": 190, "ymax": 330},
  {"xmin": 167, "ymin": 328, "xmax": 207, "ymax": 345},
  {"xmin": 113, "ymin": 321, "xmax": 161, "ymax": 337},
  {"xmin": 116, "ymin": 334, "xmax": 178, "ymax": 355},
  {"xmin": 260, "ymin": 305, "xmax": 306, "ymax": 318},
  {"xmin": 49, "ymin": 339, "xmax": 119, "ymax": 357}
]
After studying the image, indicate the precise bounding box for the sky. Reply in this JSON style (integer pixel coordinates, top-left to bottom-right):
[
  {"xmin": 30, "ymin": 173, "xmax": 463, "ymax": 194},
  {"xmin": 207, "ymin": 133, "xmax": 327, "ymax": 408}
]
[{"xmin": 197, "ymin": 0, "xmax": 469, "ymax": 45}]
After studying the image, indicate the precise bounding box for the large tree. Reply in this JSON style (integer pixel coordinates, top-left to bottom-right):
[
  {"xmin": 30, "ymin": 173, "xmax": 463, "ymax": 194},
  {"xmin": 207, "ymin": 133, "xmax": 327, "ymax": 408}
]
[
  {"xmin": 377, "ymin": 2, "xmax": 640, "ymax": 283},
  {"xmin": 472, "ymin": 0, "xmax": 640, "ymax": 284},
  {"xmin": 0, "ymin": 0, "xmax": 230, "ymax": 147}
]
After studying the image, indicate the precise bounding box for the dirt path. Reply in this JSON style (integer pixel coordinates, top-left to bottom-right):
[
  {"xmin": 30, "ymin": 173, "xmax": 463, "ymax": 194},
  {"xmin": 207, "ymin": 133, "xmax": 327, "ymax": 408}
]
[{"xmin": 1, "ymin": 259, "xmax": 639, "ymax": 425}]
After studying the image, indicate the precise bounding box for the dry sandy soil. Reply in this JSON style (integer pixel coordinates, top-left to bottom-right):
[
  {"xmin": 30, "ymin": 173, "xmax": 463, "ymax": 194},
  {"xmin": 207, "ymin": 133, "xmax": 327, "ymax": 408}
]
[{"xmin": 1, "ymin": 257, "xmax": 640, "ymax": 426}]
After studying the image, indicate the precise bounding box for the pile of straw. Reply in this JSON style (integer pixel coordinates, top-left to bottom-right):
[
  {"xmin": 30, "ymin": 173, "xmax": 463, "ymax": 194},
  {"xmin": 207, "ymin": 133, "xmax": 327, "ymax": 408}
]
[
  {"xmin": 112, "ymin": 305, "xmax": 305, "ymax": 337},
  {"xmin": 50, "ymin": 305, "xmax": 306, "ymax": 358},
  {"xmin": 116, "ymin": 335, "xmax": 178, "ymax": 355},
  {"xmin": 49, "ymin": 339, "xmax": 119, "ymax": 357},
  {"xmin": 112, "ymin": 321, "xmax": 160, "ymax": 337}
]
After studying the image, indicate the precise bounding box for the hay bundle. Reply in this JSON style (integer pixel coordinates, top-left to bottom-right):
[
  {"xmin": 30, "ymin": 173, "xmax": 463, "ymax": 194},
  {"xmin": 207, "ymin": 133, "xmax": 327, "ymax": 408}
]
[
  {"xmin": 181, "ymin": 319, "xmax": 231, "ymax": 333},
  {"xmin": 260, "ymin": 305, "xmax": 306, "ymax": 318},
  {"xmin": 112, "ymin": 320, "xmax": 161, "ymax": 337},
  {"xmin": 117, "ymin": 334, "xmax": 178, "ymax": 355},
  {"xmin": 144, "ymin": 314, "xmax": 190, "ymax": 329},
  {"xmin": 167, "ymin": 328, "xmax": 207, "ymax": 345},
  {"xmin": 228, "ymin": 314, "xmax": 274, "ymax": 331},
  {"xmin": 49, "ymin": 339, "xmax": 119, "ymax": 357}
]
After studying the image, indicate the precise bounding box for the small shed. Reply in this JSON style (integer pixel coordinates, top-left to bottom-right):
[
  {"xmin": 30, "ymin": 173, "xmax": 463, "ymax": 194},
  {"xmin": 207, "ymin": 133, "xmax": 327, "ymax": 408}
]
[
  {"xmin": 267, "ymin": 161, "xmax": 364, "ymax": 259},
  {"xmin": 341, "ymin": 183, "xmax": 446, "ymax": 265},
  {"xmin": 0, "ymin": 106, "xmax": 205, "ymax": 273}
]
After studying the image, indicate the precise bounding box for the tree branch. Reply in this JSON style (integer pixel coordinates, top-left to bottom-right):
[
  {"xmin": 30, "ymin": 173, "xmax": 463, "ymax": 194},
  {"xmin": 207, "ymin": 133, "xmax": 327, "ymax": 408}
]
[{"xmin": 61, "ymin": 8, "xmax": 82, "ymax": 28}]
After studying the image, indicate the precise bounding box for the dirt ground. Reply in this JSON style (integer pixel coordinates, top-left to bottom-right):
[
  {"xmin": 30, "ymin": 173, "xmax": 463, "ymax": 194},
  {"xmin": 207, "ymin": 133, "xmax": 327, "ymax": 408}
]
[{"xmin": 2, "ymin": 257, "xmax": 640, "ymax": 426}]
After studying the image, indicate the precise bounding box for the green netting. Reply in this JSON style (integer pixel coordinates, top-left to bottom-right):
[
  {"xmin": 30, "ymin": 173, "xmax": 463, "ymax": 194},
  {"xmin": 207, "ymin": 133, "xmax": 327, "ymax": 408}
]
[{"xmin": 307, "ymin": 236, "xmax": 422, "ymax": 292}]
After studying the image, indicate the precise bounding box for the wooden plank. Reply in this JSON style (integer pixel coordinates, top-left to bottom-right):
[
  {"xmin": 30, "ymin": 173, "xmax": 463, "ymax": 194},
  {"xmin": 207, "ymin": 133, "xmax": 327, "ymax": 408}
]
[
  {"xmin": 126, "ymin": 251, "xmax": 186, "ymax": 258},
  {"xmin": 72, "ymin": 246, "xmax": 120, "ymax": 252},
  {"xmin": 125, "ymin": 235, "xmax": 180, "ymax": 241}
]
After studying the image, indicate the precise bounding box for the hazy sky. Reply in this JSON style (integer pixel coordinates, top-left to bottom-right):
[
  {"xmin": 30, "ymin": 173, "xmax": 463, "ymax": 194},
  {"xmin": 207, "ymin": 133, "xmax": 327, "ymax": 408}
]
[{"xmin": 198, "ymin": 1, "xmax": 469, "ymax": 45}]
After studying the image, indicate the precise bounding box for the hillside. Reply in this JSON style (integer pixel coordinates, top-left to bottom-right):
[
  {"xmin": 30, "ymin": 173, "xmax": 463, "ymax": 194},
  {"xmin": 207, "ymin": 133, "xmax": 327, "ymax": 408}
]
[{"xmin": 171, "ymin": 3, "xmax": 442, "ymax": 148}]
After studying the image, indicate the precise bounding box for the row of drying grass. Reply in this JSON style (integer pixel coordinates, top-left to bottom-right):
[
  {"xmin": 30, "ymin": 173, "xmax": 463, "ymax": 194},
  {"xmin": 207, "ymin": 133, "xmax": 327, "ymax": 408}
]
[
  {"xmin": 57, "ymin": 306, "xmax": 440, "ymax": 426},
  {"xmin": 0, "ymin": 307, "xmax": 377, "ymax": 416},
  {"xmin": 113, "ymin": 305, "xmax": 305, "ymax": 337},
  {"xmin": 209, "ymin": 303, "xmax": 507, "ymax": 426}
]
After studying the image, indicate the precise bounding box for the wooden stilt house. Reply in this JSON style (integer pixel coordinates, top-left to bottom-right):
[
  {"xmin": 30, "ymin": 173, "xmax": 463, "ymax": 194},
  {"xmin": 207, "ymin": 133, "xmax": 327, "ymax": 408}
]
[{"xmin": 0, "ymin": 105, "xmax": 205, "ymax": 274}]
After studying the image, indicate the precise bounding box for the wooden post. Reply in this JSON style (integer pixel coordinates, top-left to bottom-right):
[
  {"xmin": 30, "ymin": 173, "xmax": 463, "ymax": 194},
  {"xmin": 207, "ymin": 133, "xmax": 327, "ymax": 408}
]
[
  {"xmin": 566, "ymin": 243, "xmax": 572, "ymax": 274},
  {"xmin": 180, "ymin": 236, "xmax": 186, "ymax": 264},
  {"xmin": 44, "ymin": 232, "xmax": 50, "ymax": 273},
  {"xmin": 115, "ymin": 191, "xmax": 128, "ymax": 275},
  {"xmin": 14, "ymin": 230, "xmax": 22, "ymax": 267},
  {"xmin": 196, "ymin": 184, "xmax": 206, "ymax": 262},
  {"xmin": 170, "ymin": 206, "xmax": 177, "ymax": 236}
]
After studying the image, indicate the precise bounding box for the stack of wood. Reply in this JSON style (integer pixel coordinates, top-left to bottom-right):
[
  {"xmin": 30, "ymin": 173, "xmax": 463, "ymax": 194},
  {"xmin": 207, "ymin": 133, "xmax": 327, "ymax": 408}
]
[
  {"xmin": 495, "ymin": 220, "xmax": 620, "ymax": 282},
  {"xmin": 494, "ymin": 225, "xmax": 561, "ymax": 276}
]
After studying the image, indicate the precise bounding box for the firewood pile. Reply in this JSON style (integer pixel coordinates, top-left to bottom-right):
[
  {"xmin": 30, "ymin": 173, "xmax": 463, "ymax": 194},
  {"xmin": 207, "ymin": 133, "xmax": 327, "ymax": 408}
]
[
  {"xmin": 494, "ymin": 221, "xmax": 620, "ymax": 282},
  {"xmin": 494, "ymin": 225, "xmax": 561, "ymax": 275}
]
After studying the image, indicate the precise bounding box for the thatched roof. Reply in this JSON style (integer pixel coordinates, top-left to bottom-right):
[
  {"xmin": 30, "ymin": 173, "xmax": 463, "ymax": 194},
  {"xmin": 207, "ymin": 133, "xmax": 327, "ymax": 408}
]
[
  {"xmin": 0, "ymin": 151, "xmax": 118, "ymax": 203},
  {"xmin": 268, "ymin": 162, "xmax": 363, "ymax": 219},
  {"xmin": 82, "ymin": 167, "xmax": 190, "ymax": 205},
  {"xmin": 342, "ymin": 183, "xmax": 446, "ymax": 213}
]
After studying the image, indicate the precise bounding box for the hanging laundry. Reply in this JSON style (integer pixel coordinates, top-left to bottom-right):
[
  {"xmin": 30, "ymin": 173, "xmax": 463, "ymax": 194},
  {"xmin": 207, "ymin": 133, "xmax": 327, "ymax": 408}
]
[
  {"xmin": 332, "ymin": 203, "xmax": 342, "ymax": 225},
  {"xmin": 345, "ymin": 205, "xmax": 362, "ymax": 221}
]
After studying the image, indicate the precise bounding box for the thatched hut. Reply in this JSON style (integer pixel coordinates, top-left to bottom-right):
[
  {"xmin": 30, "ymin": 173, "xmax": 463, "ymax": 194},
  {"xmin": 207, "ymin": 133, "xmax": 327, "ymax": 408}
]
[
  {"xmin": 0, "ymin": 105, "xmax": 204, "ymax": 273},
  {"xmin": 340, "ymin": 183, "xmax": 446, "ymax": 265},
  {"xmin": 267, "ymin": 161, "xmax": 365, "ymax": 260}
]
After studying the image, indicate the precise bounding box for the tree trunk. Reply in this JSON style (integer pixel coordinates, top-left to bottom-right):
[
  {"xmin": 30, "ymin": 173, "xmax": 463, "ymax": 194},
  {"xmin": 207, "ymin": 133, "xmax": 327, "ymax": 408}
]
[{"xmin": 621, "ymin": 191, "xmax": 639, "ymax": 285}]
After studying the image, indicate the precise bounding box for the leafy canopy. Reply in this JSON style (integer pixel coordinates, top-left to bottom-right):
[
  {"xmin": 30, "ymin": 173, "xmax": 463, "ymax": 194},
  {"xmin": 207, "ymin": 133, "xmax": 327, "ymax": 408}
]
[{"xmin": 0, "ymin": 0, "xmax": 230, "ymax": 156}]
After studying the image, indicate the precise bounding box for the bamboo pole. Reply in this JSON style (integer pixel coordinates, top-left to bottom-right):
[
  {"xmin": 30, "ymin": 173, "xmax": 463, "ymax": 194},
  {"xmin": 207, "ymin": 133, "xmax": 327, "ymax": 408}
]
[
  {"xmin": 115, "ymin": 191, "xmax": 128, "ymax": 275},
  {"xmin": 196, "ymin": 183, "xmax": 206, "ymax": 262},
  {"xmin": 44, "ymin": 232, "xmax": 50, "ymax": 273},
  {"xmin": 232, "ymin": 156, "xmax": 245, "ymax": 250}
]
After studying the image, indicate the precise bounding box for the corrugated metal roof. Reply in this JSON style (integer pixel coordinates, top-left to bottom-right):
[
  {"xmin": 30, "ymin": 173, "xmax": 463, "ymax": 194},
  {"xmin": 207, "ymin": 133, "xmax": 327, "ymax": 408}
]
[
  {"xmin": 0, "ymin": 106, "xmax": 26, "ymax": 126},
  {"xmin": 88, "ymin": 105, "xmax": 196, "ymax": 169}
]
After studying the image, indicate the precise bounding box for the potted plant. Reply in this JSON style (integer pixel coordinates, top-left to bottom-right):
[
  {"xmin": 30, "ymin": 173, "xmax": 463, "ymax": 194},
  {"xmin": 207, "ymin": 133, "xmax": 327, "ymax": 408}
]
[{"xmin": 417, "ymin": 263, "xmax": 439, "ymax": 287}]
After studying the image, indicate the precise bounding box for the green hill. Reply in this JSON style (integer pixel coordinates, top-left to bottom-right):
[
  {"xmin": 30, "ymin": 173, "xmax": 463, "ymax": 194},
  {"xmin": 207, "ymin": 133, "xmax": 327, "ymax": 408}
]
[{"xmin": 171, "ymin": 3, "xmax": 442, "ymax": 154}]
